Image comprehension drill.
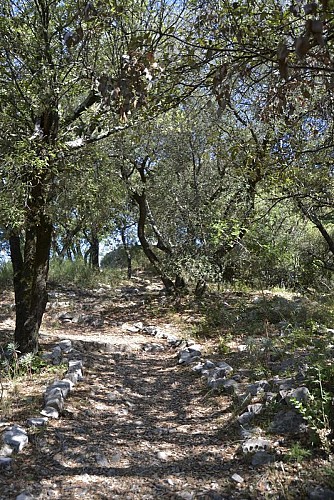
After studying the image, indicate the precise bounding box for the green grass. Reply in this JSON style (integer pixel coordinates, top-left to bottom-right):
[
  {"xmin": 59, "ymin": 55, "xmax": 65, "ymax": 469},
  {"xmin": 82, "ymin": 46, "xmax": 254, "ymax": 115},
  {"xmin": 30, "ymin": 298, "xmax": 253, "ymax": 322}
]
[
  {"xmin": 0, "ymin": 256, "xmax": 156, "ymax": 291},
  {"xmin": 285, "ymin": 442, "xmax": 312, "ymax": 463},
  {"xmin": 0, "ymin": 261, "xmax": 13, "ymax": 289},
  {"xmin": 48, "ymin": 258, "xmax": 128, "ymax": 288}
]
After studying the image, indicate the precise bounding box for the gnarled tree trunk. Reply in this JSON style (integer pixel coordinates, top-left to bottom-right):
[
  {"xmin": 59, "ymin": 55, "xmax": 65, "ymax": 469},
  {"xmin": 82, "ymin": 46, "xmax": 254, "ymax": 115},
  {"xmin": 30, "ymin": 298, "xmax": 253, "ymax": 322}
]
[
  {"xmin": 298, "ymin": 200, "xmax": 334, "ymax": 257},
  {"xmin": 121, "ymin": 227, "xmax": 132, "ymax": 279},
  {"xmin": 84, "ymin": 228, "xmax": 100, "ymax": 269},
  {"xmin": 133, "ymin": 191, "xmax": 175, "ymax": 293},
  {"xmin": 9, "ymin": 185, "xmax": 52, "ymax": 354}
]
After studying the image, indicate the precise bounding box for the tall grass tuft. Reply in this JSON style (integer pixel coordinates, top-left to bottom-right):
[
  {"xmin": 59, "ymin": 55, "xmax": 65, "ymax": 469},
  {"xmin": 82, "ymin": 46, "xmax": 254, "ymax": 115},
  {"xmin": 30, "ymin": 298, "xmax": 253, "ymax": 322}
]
[
  {"xmin": 48, "ymin": 258, "xmax": 126, "ymax": 288},
  {"xmin": 49, "ymin": 258, "xmax": 100, "ymax": 288}
]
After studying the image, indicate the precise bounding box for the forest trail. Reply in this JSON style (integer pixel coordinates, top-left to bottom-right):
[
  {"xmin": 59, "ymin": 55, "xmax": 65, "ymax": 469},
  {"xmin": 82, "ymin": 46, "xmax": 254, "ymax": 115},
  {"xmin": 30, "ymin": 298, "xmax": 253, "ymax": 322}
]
[
  {"xmin": 1, "ymin": 329, "xmax": 242, "ymax": 499},
  {"xmin": 0, "ymin": 279, "xmax": 330, "ymax": 499},
  {"xmin": 0, "ymin": 280, "xmax": 239, "ymax": 499}
]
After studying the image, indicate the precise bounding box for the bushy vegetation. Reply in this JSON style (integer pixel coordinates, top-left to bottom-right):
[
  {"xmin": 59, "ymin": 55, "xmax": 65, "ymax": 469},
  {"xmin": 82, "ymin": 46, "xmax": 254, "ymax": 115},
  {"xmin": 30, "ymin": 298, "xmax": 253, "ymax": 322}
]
[
  {"xmin": 101, "ymin": 245, "xmax": 155, "ymax": 274},
  {"xmin": 187, "ymin": 284, "xmax": 334, "ymax": 454},
  {"xmin": 0, "ymin": 0, "xmax": 332, "ymax": 431},
  {"xmin": 228, "ymin": 212, "xmax": 333, "ymax": 292},
  {"xmin": 0, "ymin": 342, "xmax": 50, "ymax": 379}
]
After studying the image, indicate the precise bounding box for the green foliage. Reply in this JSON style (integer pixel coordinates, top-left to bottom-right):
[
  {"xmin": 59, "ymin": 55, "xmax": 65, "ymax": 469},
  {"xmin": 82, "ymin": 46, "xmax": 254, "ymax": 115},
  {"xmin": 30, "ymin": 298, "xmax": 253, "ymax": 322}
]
[
  {"xmin": 1, "ymin": 342, "xmax": 20, "ymax": 379},
  {"xmin": 291, "ymin": 366, "xmax": 333, "ymax": 452},
  {"xmin": 217, "ymin": 334, "xmax": 232, "ymax": 355},
  {"xmin": 48, "ymin": 256, "xmax": 133, "ymax": 288},
  {"xmin": 285, "ymin": 442, "xmax": 312, "ymax": 463},
  {"xmin": 0, "ymin": 0, "xmax": 333, "ymax": 357},
  {"xmin": 323, "ymin": 466, "xmax": 334, "ymax": 489},
  {"xmin": 0, "ymin": 343, "xmax": 49, "ymax": 379},
  {"xmin": 0, "ymin": 262, "xmax": 12, "ymax": 289},
  {"xmin": 101, "ymin": 245, "xmax": 153, "ymax": 273},
  {"xmin": 224, "ymin": 202, "xmax": 333, "ymax": 292},
  {"xmin": 49, "ymin": 258, "xmax": 101, "ymax": 288}
]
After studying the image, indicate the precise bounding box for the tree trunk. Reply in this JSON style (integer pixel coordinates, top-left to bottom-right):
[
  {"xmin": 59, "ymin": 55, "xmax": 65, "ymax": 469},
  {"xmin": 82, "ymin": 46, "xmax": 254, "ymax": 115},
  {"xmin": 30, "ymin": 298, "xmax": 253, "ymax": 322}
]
[
  {"xmin": 132, "ymin": 191, "xmax": 175, "ymax": 293},
  {"xmin": 73, "ymin": 242, "xmax": 83, "ymax": 259},
  {"xmin": 195, "ymin": 279, "xmax": 206, "ymax": 297},
  {"xmin": 58, "ymin": 225, "xmax": 82, "ymax": 260},
  {"xmin": 175, "ymin": 275, "xmax": 186, "ymax": 290},
  {"xmin": 9, "ymin": 209, "xmax": 52, "ymax": 355},
  {"xmin": 66, "ymin": 247, "xmax": 74, "ymax": 261},
  {"xmin": 121, "ymin": 227, "xmax": 132, "ymax": 279},
  {"xmin": 298, "ymin": 201, "xmax": 334, "ymax": 257},
  {"xmin": 84, "ymin": 229, "xmax": 100, "ymax": 269},
  {"xmin": 90, "ymin": 233, "xmax": 100, "ymax": 269}
]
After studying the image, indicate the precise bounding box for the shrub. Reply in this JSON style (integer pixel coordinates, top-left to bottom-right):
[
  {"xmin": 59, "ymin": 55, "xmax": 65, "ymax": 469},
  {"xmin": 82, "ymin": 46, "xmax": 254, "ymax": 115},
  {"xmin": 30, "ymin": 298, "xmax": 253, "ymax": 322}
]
[{"xmin": 101, "ymin": 245, "xmax": 156, "ymax": 275}]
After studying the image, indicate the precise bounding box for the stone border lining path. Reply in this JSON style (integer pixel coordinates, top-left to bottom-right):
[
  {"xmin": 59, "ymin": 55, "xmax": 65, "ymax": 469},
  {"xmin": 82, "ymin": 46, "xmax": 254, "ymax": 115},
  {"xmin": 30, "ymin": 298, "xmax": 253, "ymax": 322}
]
[{"xmin": 0, "ymin": 340, "xmax": 84, "ymax": 476}]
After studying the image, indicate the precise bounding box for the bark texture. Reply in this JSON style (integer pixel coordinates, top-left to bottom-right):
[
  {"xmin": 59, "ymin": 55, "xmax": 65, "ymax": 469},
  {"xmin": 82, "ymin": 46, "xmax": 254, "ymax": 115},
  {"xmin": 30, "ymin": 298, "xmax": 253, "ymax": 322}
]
[{"xmin": 10, "ymin": 184, "xmax": 52, "ymax": 354}]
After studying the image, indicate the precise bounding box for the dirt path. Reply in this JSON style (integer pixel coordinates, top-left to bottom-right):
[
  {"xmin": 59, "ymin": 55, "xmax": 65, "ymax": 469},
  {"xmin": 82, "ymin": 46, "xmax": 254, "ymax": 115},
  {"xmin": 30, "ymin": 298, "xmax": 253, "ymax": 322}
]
[
  {"xmin": 0, "ymin": 328, "xmax": 244, "ymax": 499},
  {"xmin": 1, "ymin": 282, "xmax": 328, "ymax": 499},
  {"xmin": 1, "ymin": 333, "xmax": 246, "ymax": 499}
]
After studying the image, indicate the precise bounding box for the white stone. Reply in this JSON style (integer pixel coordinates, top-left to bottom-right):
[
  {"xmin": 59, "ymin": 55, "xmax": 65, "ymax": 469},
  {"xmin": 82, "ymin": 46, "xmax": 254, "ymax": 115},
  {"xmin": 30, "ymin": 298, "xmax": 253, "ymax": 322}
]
[
  {"xmin": 121, "ymin": 323, "xmax": 139, "ymax": 332},
  {"xmin": 58, "ymin": 339, "xmax": 72, "ymax": 353},
  {"xmin": 178, "ymin": 350, "xmax": 193, "ymax": 364},
  {"xmin": 134, "ymin": 322, "xmax": 144, "ymax": 330},
  {"xmin": 247, "ymin": 403, "xmax": 263, "ymax": 414},
  {"xmin": 16, "ymin": 493, "xmax": 34, "ymax": 500},
  {"xmin": 0, "ymin": 444, "xmax": 13, "ymax": 457},
  {"xmin": 46, "ymin": 380, "xmax": 72, "ymax": 399},
  {"xmin": 143, "ymin": 326, "xmax": 157, "ymax": 335},
  {"xmin": 242, "ymin": 438, "xmax": 271, "ymax": 453},
  {"xmin": 0, "ymin": 457, "xmax": 12, "ymax": 469},
  {"xmin": 41, "ymin": 406, "xmax": 59, "ymax": 418},
  {"xmin": 237, "ymin": 412, "xmax": 254, "ymax": 425},
  {"xmin": 231, "ymin": 473, "xmax": 244, "ymax": 483},
  {"xmin": 187, "ymin": 344, "xmax": 202, "ymax": 356},
  {"xmin": 95, "ymin": 453, "xmax": 109, "ymax": 466},
  {"xmin": 50, "ymin": 346, "xmax": 63, "ymax": 365},
  {"xmin": 67, "ymin": 359, "xmax": 83, "ymax": 381},
  {"xmin": 237, "ymin": 344, "xmax": 248, "ymax": 352},
  {"xmin": 166, "ymin": 335, "xmax": 178, "ymax": 344},
  {"xmin": 192, "ymin": 362, "xmax": 206, "ymax": 373},
  {"xmin": 68, "ymin": 359, "xmax": 83, "ymax": 370}
]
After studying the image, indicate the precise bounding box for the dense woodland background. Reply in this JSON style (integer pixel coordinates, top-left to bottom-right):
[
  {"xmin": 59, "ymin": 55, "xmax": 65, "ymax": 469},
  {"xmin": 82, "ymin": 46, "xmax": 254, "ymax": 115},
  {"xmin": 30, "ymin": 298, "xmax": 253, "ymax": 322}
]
[
  {"xmin": 1, "ymin": 2, "xmax": 333, "ymax": 337},
  {"xmin": 1, "ymin": 1, "xmax": 333, "ymax": 309},
  {"xmin": 1, "ymin": 2, "xmax": 334, "ymax": 492},
  {"xmin": 0, "ymin": 0, "xmax": 334, "ymax": 371}
]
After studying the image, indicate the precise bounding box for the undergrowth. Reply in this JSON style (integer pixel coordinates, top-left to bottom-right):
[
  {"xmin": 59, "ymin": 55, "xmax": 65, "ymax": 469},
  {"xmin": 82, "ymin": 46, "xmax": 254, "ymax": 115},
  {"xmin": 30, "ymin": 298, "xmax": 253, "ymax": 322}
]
[
  {"xmin": 1, "ymin": 343, "xmax": 47, "ymax": 379},
  {"xmin": 0, "ymin": 261, "xmax": 12, "ymax": 289},
  {"xmin": 0, "ymin": 342, "xmax": 67, "ymax": 421},
  {"xmin": 190, "ymin": 285, "xmax": 334, "ymax": 455},
  {"xmin": 48, "ymin": 258, "xmax": 126, "ymax": 288}
]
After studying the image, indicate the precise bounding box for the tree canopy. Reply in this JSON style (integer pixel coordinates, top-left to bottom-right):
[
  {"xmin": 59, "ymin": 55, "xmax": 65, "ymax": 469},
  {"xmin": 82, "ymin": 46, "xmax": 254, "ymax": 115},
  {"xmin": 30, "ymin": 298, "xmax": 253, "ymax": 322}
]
[{"xmin": 0, "ymin": 0, "xmax": 333, "ymax": 353}]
